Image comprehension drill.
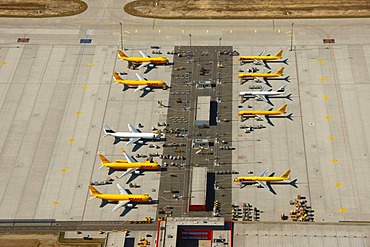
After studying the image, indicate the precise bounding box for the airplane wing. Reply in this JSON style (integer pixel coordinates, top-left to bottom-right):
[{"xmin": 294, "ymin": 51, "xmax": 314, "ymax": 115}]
[
  {"xmin": 256, "ymin": 115, "xmax": 274, "ymax": 126},
  {"xmin": 134, "ymin": 85, "xmax": 147, "ymax": 92},
  {"xmin": 121, "ymin": 149, "xmax": 136, "ymax": 163},
  {"xmin": 265, "ymin": 182, "xmax": 277, "ymax": 195},
  {"xmin": 257, "ymin": 181, "xmax": 269, "ymax": 190},
  {"xmin": 258, "ymin": 51, "xmax": 264, "ymax": 56},
  {"xmin": 135, "ymin": 73, "xmax": 145, "ymax": 81},
  {"xmin": 117, "ymin": 183, "xmax": 128, "ymax": 194},
  {"xmin": 138, "ymin": 62, "xmax": 151, "ymax": 69},
  {"xmin": 262, "ymin": 78, "xmax": 272, "ymax": 87},
  {"xmin": 259, "ymin": 168, "xmax": 268, "ymax": 177},
  {"xmin": 112, "ymin": 200, "xmax": 130, "ymax": 212},
  {"xmin": 118, "ymin": 168, "xmax": 139, "ymax": 179},
  {"xmin": 256, "ymin": 94, "xmax": 271, "ymax": 105},
  {"xmin": 262, "ymin": 60, "xmax": 271, "ymax": 70},
  {"xmin": 139, "ymin": 51, "xmax": 149, "ymax": 58},
  {"xmin": 126, "ymin": 137, "xmax": 141, "ymax": 147},
  {"xmin": 128, "ymin": 124, "xmax": 139, "ymax": 133}
]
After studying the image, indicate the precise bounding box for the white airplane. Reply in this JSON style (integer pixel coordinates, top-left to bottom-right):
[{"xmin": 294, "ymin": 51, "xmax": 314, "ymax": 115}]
[
  {"xmin": 103, "ymin": 124, "xmax": 162, "ymax": 146},
  {"xmin": 239, "ymin": 85, "xmax": 292, "ymax": 106}
]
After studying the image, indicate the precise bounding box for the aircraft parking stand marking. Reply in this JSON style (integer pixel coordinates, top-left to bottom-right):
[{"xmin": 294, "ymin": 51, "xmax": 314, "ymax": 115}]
[
  {"xmin": 82, "ymin": 85, "xmax": 88, "ymax": 90},
  {"xmin": 323, "ymin": 96, "xmax": 329, "ymax": 100},
  {"xmin": 61, "ymin": 168, "xmax": 68, "ymax": 173},
  {"xmin": 326, "ymin": 115, "xmax": 332, "ymax": 119},
  {"xmin": 320, "ymin": 77, "xmax": 326, "ymax": 81},
  {"xmin": 69, "ymin": 138, "xmax": 75, "ymax": 142},
  {"xmin": 335, "ymin": 182, "xmax": 342, "ymax": 187},
  {"xmin": 332, "ymin": 159, "xmax": 338, "ymax": 163},
  {"xmin": 329, "ymin": 136, "xmax": 335, "ymax": 141},
  {"xmin": 76, "ymin": 111, "xmax": 82, "ymax": 115},
  {"xmin": 339, "ymin": 208, "xmax": 346, "ymax": 213}
]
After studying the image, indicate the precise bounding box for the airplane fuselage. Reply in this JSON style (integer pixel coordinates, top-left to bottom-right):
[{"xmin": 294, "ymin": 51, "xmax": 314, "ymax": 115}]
[
  {"xmin": 239, "ymin": 91, "xmax": 283, "ymax": 97},
  {"xmin": 93, "ymin": 194, "xmax": 152, "ymax": 203},
  {"xmin": 107, "ymin": 132, "xmax": 159, "ymax": 140},
  {"xmin": 238, "ymin": 55, "xmax": 280, "ymax": 61},
  {"xmin": 238, "ymin": 72, "xmax": 282, "ymax": 79},
  {"xmin": 238, "ymin": 109, "xmax": 283, "ymax": 116},
  {"xmin": 101, "ymin": 162, "xmax": 160, "ymax": 170},
  {"xmin": 115, "ymin": 79, "xmax": 166, "ymax": 88},
  {"xmin": 234, "ymin": 176, "xmax": 288, "ymax": 183},
  {"xmin": 123, "ymin": 56, "xmax": 169, "ymax": 65}
]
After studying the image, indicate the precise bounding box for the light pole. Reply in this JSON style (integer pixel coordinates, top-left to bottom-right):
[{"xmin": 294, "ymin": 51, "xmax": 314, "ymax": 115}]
[
  {"xmin": 189, "ymin": 34, "xmax": 192, "ymax": 47},
  {"xmin": 290, "ymin": 23, "xmax": 294, "ymax": 51},
  {"xmin": 119, "ymin": 22, "xmax": 123, "ymax": 50}
]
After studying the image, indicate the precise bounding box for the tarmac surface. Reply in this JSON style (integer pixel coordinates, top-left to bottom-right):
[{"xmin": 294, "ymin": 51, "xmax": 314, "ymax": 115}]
[{"xmin": 0, "ymin": 0, "xmax": 370, "ymax": 228}]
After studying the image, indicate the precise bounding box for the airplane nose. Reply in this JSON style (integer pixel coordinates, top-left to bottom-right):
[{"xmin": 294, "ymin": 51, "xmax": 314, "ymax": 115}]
[{"xmin": 148, "ymin": 197, "xmax": 152, "ymax": 202}]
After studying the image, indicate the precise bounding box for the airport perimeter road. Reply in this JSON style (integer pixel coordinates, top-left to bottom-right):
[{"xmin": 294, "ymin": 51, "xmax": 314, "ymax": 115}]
[{"xmin": 0, "ymin": 221, "xmax": 157, "ymax": 233}]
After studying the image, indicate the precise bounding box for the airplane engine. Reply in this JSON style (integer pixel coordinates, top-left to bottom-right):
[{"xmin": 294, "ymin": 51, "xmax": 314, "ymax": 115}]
[
  {"xmin": 255, "ymin": 96, "xmax": 263, "ymax": 101},
  {"xmin": 253, "ymin": 60, "xmax": 262, "ymax": 65},
  {"xmin": 255, "ymin": 184, "xmax": 263, "ymax": 188},
  {"xmin": 253, "ymin": 78, "xmax": 262, "ymax": 83},
  {"xmin": 137, "ymin": 141, "xmax": 145, "ymax": 144},
  {"xmin": 134, "ymin": 170, "xmax": 141, "ymax": 175},
  {"xmin": 127, "ymin": 204, "xmax": 134, "ymax": 208},
  {"xmin": 254, "ymin": 116, "xmax": 262, "ymax": 121}
]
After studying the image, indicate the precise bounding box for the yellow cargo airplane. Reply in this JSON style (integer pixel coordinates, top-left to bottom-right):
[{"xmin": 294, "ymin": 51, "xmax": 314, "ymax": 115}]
[
  {"xmin": 98, "ymin": 149, "xmax": 161, "ymax": 179},
  {"xmin": 88, "ymin": 184, "xmax": 152, "ymax": 212},
  {"xmin": 234, "ymin": 169, "xmax": 297, "ymax": 194},
  {"xmin": 238, "ymin": 104, "xmax": 292, "ymax": 125},
  {"xmin": 113, "ymin": 72, "xmax": 167, "ymax": 92},
  {"xmin": 117, "ymin": 50, "xmax": 169, "ymax": 70},
  {"xmin": 238, "ymin": 67, "xmax": 289, "ymax": 87},
  {"xmin": 238, "ymin": 50, "xmax": 288, "ymax": 69}
]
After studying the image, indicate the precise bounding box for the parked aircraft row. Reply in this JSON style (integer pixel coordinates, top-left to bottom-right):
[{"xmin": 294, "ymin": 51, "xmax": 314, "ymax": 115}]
[
  {"xmin": 235, "ymin": 50, "xmax": 297, "ymax": 194},
  {"xmin": 237, "ymin": 50, "xmax": 293, "ymax": 125}
]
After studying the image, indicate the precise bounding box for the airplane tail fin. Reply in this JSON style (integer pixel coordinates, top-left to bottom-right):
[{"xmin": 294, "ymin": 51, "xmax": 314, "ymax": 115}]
[
  {"xmin": 286, "ymin": 94, "xmax": 292, "ymax": 101},
  {"xmin": 277, "ymin": 85, "xmax": 286, "ymax": 92},
  {"xmin": 117, "ymin": 49, "xmax": 128, "ymax": 59},
  {"xmin": 276, "ymin": 67, "xmax": 284, "ymax": 76},
  {"xmin": 98, "ymin": 154, "xmax": 110, "ymax": 164},
  {"xmin": 290, "ymin": 179, "xmax": 298, "ymax": 188},
  {"xmin": 113, "ymin": 72, "xmax": 123, "ymax": 82},
  {"xmin": 103, "ymin": 124, "xmax": 115, "ymax": 137},
  {"xmin": 275, "ymin": 50, "xmax": 283, "ymax": 58},
  {"xmin": 88, "ymin": 185, "xmax": 101, "ymax": 195},
  {"xmin": 278, "ymin": 104, "xmax": 288, "ymax": 114},
  {"xmin": 280, "ymin": 170, "xmax": 291, "ymax": 179}
]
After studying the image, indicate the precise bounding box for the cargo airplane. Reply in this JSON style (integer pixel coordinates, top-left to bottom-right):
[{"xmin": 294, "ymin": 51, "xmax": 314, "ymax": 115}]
[
  {"xmin": 238, "ymin": 50, "xmax": 288, "ymax": 69},
  {"xmin": 238, "ymin": 67, "xmax": 290, "ymax": 87},
  {"xmin": 238, "ymin": 104, "xmax": 293, "ymax": 125},
  {"xmin": 239, "ymin": 85, "xmax": 292, "ymax": 106},
  {"xmin": 98, "ymin": 148, "xmax": 161, "ymax": 180},
  {"xmin": 103, "ymin": 124, "xmax": 162, "ymax": 146},
  {"xmin": 233, "ymin": 169, "xmax": 298, "ymax": 195},
  {"xmin": 88, "ymin": 183, "xmax": 152, "ymax": 212},
  {"xmin": 117, "ymin": 50, "xmax": 169, "ymax": 70},
  {"xmin": 113, "ymin": 72, "xmax": 168, "ymax": 93}
]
